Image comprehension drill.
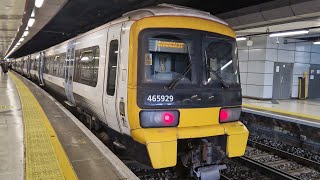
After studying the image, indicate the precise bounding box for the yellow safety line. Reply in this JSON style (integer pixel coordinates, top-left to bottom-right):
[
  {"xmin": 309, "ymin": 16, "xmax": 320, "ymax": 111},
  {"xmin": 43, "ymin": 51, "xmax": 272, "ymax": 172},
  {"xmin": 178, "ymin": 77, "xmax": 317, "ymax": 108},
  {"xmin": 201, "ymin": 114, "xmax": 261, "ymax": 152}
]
[
  {"xmin": 9, "ymin": 72, "xmax": 77, "ymax": 180},
  {"xmin": 243, "ymin": 103, "xmax": 320, "ymax": 121}
]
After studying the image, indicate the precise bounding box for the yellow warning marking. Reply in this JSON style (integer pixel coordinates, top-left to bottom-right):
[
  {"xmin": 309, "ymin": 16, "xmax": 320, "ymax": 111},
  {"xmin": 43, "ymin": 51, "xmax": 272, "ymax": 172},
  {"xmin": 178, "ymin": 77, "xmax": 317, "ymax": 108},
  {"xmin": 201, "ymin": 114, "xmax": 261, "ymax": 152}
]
[
  {"xmin": 243, "ymin": 103, "xmax": 320, "ymax": 121},
  {"xmin": 9, "ymin": 72, "xmax": 77, "ymax": 180},
  {"xmin": 0, "ymin": 105, "xmax": 15, "ymax": 109}
]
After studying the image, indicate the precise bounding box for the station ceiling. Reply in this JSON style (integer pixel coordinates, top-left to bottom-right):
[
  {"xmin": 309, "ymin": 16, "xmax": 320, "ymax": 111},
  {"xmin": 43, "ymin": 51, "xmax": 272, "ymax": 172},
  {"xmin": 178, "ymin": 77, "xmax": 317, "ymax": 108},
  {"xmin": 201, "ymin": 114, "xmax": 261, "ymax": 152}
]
[
  {"xmin": 9, "ymin": 0, "xmax": 275, "ymax": 58},
  {"xmin": 8, "ymin": 0, "xmax": 320, "ymax": 58},
  {"xmin": 0, "ymin": 0, "xmax": 25, "ymax": 58}
]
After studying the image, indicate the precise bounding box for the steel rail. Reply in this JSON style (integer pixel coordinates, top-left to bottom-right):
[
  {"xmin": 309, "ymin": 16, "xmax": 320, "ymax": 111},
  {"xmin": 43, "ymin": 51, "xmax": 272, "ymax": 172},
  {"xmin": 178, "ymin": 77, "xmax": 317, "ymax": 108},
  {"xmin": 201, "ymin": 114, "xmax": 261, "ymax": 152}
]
[
  {"xmin": 235, "ymin": 156, "xmax": 299, "ymax": 180},
  {"xmin": 248, "ymin": 140, "xmax": 320, "ymax": 171},
  {"xmin": 220, "ymin": 174, "xmax": 232, "ymax": 180}
]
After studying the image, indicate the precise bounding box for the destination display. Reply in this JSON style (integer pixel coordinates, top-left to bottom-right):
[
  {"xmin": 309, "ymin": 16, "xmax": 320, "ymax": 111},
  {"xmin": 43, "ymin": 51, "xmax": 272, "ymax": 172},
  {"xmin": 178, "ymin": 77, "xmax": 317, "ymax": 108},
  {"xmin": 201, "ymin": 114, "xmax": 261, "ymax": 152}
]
[{"xmin": 148, "ymin": 38, "xmax": 189, "ymax": 53}]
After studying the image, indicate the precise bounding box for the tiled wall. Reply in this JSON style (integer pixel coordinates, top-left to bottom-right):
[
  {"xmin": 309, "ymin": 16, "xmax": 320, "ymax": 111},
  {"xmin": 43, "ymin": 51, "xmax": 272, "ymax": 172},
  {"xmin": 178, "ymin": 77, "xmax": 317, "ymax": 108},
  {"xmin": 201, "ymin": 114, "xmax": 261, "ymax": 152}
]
[
  {"xmin": 238, "ymin": 35, "xmax": 320, "ymax": 99},
  {"xmin": 238, "ymin": 36, "xmax": 274, "ymax": 99}
]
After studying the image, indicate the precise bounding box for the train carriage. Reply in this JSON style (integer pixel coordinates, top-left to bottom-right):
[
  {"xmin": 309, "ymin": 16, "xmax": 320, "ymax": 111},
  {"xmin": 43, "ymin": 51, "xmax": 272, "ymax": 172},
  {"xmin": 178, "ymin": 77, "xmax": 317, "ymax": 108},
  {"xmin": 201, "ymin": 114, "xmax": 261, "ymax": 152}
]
[{"xmin": 12, "ymin": 4, "xmax": 249, "ymax": 179}]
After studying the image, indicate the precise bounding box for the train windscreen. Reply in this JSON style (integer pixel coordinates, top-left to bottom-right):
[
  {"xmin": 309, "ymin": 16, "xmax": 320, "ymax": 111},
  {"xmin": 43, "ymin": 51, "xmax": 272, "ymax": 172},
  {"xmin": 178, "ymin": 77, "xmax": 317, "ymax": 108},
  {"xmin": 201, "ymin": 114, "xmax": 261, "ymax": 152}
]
[{"xmin": 137, "ymin": 28, "xmax": 241, "ymax": 108}]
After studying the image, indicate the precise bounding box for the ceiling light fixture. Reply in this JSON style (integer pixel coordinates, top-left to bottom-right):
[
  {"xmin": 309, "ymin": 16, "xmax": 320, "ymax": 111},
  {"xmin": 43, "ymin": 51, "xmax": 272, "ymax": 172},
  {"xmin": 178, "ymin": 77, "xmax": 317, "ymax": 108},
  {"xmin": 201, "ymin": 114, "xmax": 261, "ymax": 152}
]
[
  {"xmin": 20, "ymin": 38, "xmax": 24, "ymax": 42},
  {"xmin": 314, "ymin": 41, "xmax": 320, "ymax": 45},
  {"xmin": 28, "ymin": 18, "xmax": 35, "ymax": 27},
  {"xmin": 23, "ymin": 31, "xmax": 29, "ymax": 37},
  {"xmin": 269, "ymin": 30, "xmax": 309, "ymax": 37},
  {"xmin": 35, "ymin": 0, "xmax": 44, "ymax": 8},
  {"xmin": 236, "ymin": 37, "xmax": 247, "ymax": 41}
]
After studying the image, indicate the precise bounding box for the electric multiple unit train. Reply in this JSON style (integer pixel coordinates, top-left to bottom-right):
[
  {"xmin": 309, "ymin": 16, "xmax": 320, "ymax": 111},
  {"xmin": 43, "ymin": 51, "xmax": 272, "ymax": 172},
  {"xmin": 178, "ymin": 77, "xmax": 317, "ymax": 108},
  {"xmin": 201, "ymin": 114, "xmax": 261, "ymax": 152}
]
[{"xmin": 12, "ymin": 4, "xmax": 249, "ymax": 179}]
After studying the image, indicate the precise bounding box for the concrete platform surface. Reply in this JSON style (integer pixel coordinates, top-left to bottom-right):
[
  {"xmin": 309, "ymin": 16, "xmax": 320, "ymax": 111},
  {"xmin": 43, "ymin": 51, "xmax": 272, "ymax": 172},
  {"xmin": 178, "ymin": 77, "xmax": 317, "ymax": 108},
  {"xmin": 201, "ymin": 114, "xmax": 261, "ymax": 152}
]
[{"xmin": 0, "ymin": 71, "xmax": 24, "ymax": 180}]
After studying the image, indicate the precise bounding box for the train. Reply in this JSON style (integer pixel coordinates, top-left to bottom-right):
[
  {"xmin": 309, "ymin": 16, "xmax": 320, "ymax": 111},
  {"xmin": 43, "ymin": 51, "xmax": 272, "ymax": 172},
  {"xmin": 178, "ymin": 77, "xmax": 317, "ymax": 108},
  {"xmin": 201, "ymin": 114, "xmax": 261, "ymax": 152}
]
[{"xmin": 11, "ymin": 4, "xmax": 249, "ymax": 179}]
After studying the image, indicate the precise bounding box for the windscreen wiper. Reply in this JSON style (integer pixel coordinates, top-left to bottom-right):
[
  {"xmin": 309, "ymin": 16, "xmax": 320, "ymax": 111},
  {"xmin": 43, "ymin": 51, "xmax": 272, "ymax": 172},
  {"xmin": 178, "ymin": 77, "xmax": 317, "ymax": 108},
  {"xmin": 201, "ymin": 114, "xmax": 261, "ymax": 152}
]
[
  {"xmin": 165, "ymin": 46, "xmax": 192, "ymax": 90},
  {"xmin": 207, "ymin": 66, "xmax": 230, "ymax": 88},
  {"xmin": 204, "ymin": 50, "xmax": 230, "ymax": 88}
]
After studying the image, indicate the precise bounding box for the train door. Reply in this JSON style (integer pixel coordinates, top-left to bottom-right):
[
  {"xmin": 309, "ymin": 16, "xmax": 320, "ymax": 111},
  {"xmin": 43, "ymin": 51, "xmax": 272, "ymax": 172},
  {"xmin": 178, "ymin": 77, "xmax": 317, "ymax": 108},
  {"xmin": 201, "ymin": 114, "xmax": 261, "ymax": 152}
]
[
  {"xmin": 103, "ymin": 25, "xmax": 123, "ymax": 132},
  {"xmin": 64, "ymin": 45, "xmax": 76, "ymax": 105},
  {"xmin": 39, "ymin": 52, "xmax": 45, "ymax": 85}
]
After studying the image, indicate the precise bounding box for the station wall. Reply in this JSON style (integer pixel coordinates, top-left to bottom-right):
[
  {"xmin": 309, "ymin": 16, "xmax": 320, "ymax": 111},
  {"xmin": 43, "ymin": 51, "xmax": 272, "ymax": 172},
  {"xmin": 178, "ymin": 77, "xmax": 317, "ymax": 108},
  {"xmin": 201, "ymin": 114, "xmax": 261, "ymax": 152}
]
[{"xmin": 238, "ymin": 35, "xmax": 320, "ymax": 99}]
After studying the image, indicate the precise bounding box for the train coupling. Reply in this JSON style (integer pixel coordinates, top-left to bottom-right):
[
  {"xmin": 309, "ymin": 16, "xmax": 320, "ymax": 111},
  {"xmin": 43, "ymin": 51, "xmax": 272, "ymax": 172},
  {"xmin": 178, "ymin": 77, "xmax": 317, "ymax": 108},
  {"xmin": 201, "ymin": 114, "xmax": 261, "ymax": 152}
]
[{"xmin": 194, "ymin": 164, "xmax": 226, "ymax": 180}]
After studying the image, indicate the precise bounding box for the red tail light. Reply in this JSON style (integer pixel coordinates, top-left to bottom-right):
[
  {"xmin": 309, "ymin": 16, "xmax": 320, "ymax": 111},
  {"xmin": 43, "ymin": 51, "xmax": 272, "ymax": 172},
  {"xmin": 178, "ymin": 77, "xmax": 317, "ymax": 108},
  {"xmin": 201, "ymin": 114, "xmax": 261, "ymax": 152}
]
[
  {"xmin": 219, "ymin": 107, "xmax": 242, "ymax": 123},
  {"xmin": 140, "ymin": 110, "xmax": 179, "ymax": 128},
  {"xmin": 219, "ymin": 109, "xmax": 229, "ymax": 122},
  {"xmin": 163, "ymin": 112, "xmax": 174, "ymax": 124}
]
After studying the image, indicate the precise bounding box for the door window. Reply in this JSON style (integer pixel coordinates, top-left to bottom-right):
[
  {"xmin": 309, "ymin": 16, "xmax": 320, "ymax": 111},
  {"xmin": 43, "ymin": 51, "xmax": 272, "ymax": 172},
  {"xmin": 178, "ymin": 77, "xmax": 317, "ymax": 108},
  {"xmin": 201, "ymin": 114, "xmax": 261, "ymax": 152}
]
[{"xmin": 106, "ymin": 40, "xmax": 119, "ymax": 96}]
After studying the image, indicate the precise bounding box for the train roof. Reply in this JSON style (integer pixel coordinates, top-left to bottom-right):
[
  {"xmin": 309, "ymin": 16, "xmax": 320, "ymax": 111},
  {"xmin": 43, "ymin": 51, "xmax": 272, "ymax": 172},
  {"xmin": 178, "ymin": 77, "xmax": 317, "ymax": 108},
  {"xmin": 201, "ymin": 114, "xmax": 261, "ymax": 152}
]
[
  {"xmin": 13, "ymin": 4, "xmax": 229, "ymax": 60},
  {"xmin": 123, "ymin": 4, "xmax": 228, "ymax": 26}
]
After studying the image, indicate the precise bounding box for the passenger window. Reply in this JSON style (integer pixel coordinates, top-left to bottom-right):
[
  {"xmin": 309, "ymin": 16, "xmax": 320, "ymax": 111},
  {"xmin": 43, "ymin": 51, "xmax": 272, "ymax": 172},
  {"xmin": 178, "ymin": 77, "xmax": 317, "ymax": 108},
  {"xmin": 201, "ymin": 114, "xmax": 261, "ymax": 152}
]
[
  {"xmin": 58, "ymin": 54, "xmax": 65, "ymax": 78},
  {"xmin": 74, "ymin": 46, "xmax": 99, "ymax": 87},
  {"xmin": 34, "ymin": 59, "xmax": 38, "ymax": 70},
  {"xmin": 106, "ymin": 40, "xmax": 119, "ymax": 96},
  {"xmin": 44, "ymin": 57, "xmax": 50, "ymax": 73},
  {"xmin": 79, "ymin": 50, "xmax": 94, "ymax": 84},
  {"xmin": 53, "ymin": 56, "xmax": 59, "ymax": 76},
  {"xmin": 50, "ymin": 57, "xmax": 55, "ymax": 75},
  {"xmin": 93, "ymin": 48, "xmax": 100, "ymax": 84}
]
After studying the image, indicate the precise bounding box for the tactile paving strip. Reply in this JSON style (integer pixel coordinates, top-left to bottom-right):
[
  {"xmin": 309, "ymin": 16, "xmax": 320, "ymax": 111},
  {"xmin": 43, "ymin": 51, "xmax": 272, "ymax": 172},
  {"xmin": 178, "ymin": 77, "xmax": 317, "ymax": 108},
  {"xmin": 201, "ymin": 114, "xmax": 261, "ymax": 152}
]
[{"xmin": 9, "ymin": 72, "xmax": 77, "ymax": 180}]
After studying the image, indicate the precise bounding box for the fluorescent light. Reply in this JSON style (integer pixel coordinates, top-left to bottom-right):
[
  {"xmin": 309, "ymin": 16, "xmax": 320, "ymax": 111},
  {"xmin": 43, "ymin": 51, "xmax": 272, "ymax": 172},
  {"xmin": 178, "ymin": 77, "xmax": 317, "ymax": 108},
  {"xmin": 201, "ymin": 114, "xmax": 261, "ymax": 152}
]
[
  {"xmin": 23, "ymin": 31, "xmax": 29, "ymax": 37},
  {"xmin": 28, "ymin": 18, "xmax": 35, "ymax": 27},
  {"xmin": 20, "ymin": 37, "xmax": 25, "ymax": 42},
  {"xmin": 221, "ymin": 60, "xmax": 233, "ymax": 71},
  {"xmin": 35, "ymin": 0, "xmax": 44, "ymax": 8},
  {"xmin": 17, "ymin": 42, "xmax": 21, "ymax": 45},
  {"xmin": 236, "ymin": 37, "xmax": 247, "ymax": 41},
  {"xmin": 269, "ymin": 30, "xmax": 309, "ymax": 37},
  {"xmin": 314, "ymin": 41, "xmax": 320, "ymax": 45},
  {"xmin": 31, "ymin": 9, "xmax": 35, "ymax": 17}
]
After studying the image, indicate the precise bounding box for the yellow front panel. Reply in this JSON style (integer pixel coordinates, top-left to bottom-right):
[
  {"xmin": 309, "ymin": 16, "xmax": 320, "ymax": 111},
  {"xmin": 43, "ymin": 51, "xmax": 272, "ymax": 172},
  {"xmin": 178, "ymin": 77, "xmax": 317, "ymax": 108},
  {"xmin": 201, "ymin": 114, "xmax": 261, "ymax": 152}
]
[
  {"xmin": 147, "ymin": 141, "xmax": 177, "ymax": 168},
  {"xmin": 177, "ymin": 125, "xmax": 225, "ymax": 139},
  {"xmin": 131, "ymin": 128, "xmax": 177, "ymax": 144},
  {"xmin": 221, "ymin": 122, "xmax": 249, "ymax": 157},
  {"xmin": 178, "ymin": 108, "xmax": 220, "ymax": 127}
]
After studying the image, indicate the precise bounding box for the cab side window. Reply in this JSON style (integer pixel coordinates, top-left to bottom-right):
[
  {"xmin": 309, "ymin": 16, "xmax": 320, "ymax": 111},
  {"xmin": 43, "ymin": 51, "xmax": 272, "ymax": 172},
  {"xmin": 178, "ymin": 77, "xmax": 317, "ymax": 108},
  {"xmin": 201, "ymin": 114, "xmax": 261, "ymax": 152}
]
[{"xmin": 106, "ymin": 40, "xmax": 119, "ymax": 96}]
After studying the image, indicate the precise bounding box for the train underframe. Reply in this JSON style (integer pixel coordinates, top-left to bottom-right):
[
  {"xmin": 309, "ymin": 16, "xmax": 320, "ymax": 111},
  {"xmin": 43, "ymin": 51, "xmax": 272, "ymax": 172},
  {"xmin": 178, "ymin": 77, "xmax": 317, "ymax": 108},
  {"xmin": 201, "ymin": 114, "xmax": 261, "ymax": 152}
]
[{"xmin": 178, "ymin": 137, "xmax": 228, "ymax": 179}]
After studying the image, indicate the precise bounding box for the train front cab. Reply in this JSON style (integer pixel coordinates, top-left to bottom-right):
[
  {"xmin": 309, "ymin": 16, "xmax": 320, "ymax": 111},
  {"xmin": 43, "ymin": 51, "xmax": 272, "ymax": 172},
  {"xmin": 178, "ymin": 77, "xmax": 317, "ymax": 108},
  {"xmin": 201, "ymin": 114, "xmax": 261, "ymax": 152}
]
[{"xmin": 126, "ymin": 16, "xmax": 249, "ymax": 177}]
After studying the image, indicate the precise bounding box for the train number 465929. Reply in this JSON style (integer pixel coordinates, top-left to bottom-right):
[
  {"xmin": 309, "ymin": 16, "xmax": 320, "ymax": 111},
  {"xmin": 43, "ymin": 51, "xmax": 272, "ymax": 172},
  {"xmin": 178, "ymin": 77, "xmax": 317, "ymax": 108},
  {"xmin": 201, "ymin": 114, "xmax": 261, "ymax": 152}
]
[{"xmin": 147, "ymin": 95, "xmax": 174, "ymax": 103}]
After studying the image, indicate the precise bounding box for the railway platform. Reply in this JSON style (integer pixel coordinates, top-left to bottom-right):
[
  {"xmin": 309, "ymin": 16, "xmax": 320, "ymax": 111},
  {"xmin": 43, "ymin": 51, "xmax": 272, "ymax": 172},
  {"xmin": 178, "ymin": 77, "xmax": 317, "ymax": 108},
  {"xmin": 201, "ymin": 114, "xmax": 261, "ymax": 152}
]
[
  {"xmin": 242, "ymin": 98, "xmax": 320, "ymax": 128},
  {"xmin": 0, "ymin": 69, "xmax": 138, "ymax": 180},
  {"xmin": 241, "ymin": 98, "xmax": 320, "ymax": 155}
]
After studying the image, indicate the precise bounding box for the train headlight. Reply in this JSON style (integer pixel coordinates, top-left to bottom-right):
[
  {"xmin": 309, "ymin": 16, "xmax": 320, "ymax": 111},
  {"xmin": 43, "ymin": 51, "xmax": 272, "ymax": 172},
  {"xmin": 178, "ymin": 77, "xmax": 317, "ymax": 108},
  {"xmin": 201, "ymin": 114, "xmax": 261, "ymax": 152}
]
[
  {"xmin": 219, "ymin": 107, "xmax": 242, "ymax": 123},
  {"xmin": 139, "ymin": 110, "xmax": 179, "ymax": 128}
]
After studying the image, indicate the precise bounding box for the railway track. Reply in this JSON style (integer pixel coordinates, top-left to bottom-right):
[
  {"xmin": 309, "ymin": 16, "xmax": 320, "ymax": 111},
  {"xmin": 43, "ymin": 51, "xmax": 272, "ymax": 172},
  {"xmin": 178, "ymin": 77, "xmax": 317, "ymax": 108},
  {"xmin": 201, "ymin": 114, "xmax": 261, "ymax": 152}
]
[
  {"xmin": 248, "ymin": 140, "xmax": 320, "ymax": 172},
  {"xmin": 237, "ymin": 141, "xmax": 320, "ymax": 180}
]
